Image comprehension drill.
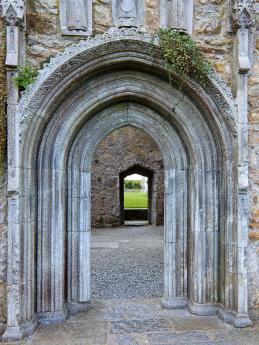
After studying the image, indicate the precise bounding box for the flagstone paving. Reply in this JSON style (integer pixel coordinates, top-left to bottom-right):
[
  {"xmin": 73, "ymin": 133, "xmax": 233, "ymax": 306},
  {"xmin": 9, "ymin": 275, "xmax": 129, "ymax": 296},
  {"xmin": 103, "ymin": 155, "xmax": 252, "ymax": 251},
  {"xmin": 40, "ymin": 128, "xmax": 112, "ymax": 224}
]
[
  {"xmin": 2, "ymin": 226, "xmax": 259, "ymax": 344},
  {"xmin": 3, "ymin": 298, "xmax": 259, "ymax": 345}
]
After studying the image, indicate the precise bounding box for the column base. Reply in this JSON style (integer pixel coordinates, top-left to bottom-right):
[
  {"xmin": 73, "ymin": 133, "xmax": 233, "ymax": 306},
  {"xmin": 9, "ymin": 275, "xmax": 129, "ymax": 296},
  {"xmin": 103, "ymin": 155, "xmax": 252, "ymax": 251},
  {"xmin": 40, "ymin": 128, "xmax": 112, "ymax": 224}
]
[
  {"xmin": 2, "ymin": 319, "xmax": 38, "ymax": 342},
  {"xmin": 37, "ymin": 306, "xmax": 68, "ymax": 325},
  {"xmin": 219, "ymin": 307, "xmax": 252, "ymax": 328},
  {"xmin": 66, "ymin": 301, "xmax": 92, "ymax": 314},
  {"xmin": 162, "ymin": 297, "xmax": 188, "ymax": 309},
  {"xmin": 188, "ymin": 301, "xmax": 219, "ymax": 316}
]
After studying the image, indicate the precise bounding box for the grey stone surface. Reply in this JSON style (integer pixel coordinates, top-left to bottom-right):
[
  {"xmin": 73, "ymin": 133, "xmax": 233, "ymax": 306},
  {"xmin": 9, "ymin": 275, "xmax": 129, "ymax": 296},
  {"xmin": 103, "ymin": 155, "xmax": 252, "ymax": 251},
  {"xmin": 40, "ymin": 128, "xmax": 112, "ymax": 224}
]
[
  {"xmin": 3, "ymin": 298, "xmax": 259, "ymax": 345},
  {"xmin": 91, "ymin": 226, "xmax": 164, "ymax": 300},
  {"xmin": 112, "ymin": 0, "xmax": 144, "ymax": 28},
  {"xmin": 59, "ymin": 0, "xmax": 92, "ymax": 36},
  {"xmin": 160, "ymin": 0, "xmax": 193, "ymax": 33}
]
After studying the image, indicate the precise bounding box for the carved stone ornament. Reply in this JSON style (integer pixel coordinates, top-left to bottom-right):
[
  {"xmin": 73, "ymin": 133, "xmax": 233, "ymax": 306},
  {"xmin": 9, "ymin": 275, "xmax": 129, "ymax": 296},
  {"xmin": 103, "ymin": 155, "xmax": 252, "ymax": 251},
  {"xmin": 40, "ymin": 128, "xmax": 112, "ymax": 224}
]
[
  {"xmin": 231, "ymin": 0, "xmax": 255, "ymax": 30},
  {"xmin": 19, "ymin": 28, "xmax": 236, "ymax": 136},
  {"xmin": 112, "ymin": 0, "xmax": 144, "ymax": 28},
  {"xmin": 0, "ymin": 0, "xmax": 24, "ymax": 26},
  {"xmin": 160, "ymin": 0, "xmax": 193, "ymax": 34},
  {"xmin": 60, "ymin": 0, "xmax": 92, "ymax": 36}
]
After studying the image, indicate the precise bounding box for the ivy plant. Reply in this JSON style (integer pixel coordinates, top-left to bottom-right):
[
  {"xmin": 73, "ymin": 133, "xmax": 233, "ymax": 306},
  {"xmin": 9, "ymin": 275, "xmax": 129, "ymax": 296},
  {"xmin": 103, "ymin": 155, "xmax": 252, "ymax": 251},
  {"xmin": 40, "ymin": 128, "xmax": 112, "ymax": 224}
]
[
  {"xmin": 13, "ymin": 63, "xmax": 38, "ymax": 89},
  {"xmin": 154, "ymin": 29, "xmax": 212, "ymax": 84}
]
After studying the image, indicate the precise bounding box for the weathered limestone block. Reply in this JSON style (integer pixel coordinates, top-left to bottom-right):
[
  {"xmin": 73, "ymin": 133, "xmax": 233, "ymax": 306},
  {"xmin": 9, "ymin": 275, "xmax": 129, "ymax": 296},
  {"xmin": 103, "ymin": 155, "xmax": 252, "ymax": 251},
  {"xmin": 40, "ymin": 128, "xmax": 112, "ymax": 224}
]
[
  {"xmin": 247, "ymin": 240, "xmax": 259, "ymax": 319},
  {"xmin": 144, "ymin": 0, "xmax": 159, "ymax": 32},
  {"xmin": 27, "ymin": 12, "xmax": 55, "ymax": 34},
  {"xmin": 93, "ymin": 0, "xmax": 112, "ymax": 32}
]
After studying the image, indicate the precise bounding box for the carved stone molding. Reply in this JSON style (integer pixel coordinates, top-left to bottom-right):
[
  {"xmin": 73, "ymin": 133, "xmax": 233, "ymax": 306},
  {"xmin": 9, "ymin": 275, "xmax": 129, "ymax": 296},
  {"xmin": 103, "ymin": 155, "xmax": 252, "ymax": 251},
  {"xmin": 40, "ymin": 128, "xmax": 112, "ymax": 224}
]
[
  {"xmin": 0, "ymin": 0, "xmax": 24, "ymax": 26},
  {"xmin": 18, "ymin": 28, "xmax": 236, "ymax": 136},
  {"xmin": 231, "ymin": 0, "xmax": 255, "ymax": 30},
  {"xmin": 59, "ymin": 0, "xmax": 92, "ymax": 36},
  {"xmin": 112, "ymin": 0, "xmax": 144, "ymax": 28}
]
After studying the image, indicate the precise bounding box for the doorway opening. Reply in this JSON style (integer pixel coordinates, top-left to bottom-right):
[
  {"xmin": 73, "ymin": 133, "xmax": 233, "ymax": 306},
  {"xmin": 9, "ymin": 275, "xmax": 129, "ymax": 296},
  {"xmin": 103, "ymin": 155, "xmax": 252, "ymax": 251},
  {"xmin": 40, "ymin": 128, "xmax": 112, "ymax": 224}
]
[
  {"xmin": 120, "ymin": 167, "xmax": 153, "ymax": 226},
  {"xmin": 91, "ymin": 126, "xmax": 164, "ymax": 300}
]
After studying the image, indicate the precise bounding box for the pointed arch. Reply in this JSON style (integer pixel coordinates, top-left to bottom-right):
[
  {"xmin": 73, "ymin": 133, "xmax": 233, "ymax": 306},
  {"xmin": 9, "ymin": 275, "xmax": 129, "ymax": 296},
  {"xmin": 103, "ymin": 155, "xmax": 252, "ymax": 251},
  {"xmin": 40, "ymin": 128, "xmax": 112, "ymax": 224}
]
[{"xmin": 4, "ymin": 29, "xmax": 251, "ymax": 341}]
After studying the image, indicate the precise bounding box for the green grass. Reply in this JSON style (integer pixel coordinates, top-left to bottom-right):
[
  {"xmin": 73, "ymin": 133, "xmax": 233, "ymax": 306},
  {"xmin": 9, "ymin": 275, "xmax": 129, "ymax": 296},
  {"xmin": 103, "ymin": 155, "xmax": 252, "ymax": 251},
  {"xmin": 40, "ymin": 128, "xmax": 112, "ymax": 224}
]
[{"xmin": 124, "ymin": 192, "xmax": 148, "ymax": 209}]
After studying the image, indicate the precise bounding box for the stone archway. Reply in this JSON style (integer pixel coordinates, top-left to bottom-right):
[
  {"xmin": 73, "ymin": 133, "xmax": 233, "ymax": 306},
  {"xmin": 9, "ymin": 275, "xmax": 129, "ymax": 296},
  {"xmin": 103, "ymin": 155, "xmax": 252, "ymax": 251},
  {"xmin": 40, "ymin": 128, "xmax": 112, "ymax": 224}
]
[{"xmin": 4, "ymin": 29, "xmax": 251, "ymax": 340}]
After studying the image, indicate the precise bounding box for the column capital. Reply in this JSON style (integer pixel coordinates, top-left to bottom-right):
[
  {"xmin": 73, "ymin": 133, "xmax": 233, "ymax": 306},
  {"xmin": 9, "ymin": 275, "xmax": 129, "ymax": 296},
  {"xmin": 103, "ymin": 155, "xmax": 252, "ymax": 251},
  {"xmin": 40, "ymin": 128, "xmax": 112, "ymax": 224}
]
[{"xmin": 231, "ymin": 0, "xmax": 256, "ymax": 30}]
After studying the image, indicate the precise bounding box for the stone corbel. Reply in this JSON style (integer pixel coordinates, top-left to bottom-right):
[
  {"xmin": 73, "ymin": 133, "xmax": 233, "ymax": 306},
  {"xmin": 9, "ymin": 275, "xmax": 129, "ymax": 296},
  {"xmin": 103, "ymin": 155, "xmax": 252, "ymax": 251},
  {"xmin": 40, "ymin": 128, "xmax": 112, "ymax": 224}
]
[{"xmin": 0, "ymin": 0, "xmax": 25, "ymax": 66}]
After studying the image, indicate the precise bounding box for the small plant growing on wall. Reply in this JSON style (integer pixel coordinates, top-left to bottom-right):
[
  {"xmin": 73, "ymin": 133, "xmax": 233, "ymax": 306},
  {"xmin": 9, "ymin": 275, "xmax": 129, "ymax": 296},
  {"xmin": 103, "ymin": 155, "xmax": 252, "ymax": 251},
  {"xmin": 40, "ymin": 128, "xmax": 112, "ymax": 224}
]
[
  {"xmin": 13, "ymin": 63, "xmax": 38, "ymax": 90},
  {"xmin": 154, "ymin": 29, "xmax": 212, "ymax": 84}
]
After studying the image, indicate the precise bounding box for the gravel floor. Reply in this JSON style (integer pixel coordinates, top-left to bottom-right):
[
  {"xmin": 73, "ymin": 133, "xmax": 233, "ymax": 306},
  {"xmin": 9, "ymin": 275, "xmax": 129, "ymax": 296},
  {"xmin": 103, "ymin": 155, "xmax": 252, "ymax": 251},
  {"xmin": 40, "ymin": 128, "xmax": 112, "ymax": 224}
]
[{"xmin": 91, "ymin": 225, "xmax": 164, "ymax": 299}]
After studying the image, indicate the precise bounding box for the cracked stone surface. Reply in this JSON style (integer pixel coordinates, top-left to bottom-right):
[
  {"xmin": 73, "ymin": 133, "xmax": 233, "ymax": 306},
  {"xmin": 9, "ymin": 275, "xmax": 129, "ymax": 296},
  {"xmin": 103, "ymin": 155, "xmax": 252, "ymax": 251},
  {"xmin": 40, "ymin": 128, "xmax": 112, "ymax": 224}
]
[{"xmin": 3, "ymin": 298, "xmax": 259, "ymax": 345}]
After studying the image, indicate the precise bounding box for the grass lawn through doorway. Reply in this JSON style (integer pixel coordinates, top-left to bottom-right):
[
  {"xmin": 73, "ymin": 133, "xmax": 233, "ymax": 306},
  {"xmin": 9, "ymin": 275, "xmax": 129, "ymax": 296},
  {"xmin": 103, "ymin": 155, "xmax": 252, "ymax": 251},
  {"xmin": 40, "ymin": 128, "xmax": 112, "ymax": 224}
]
[{"xmin": 124, "ymin": 192, "xmax": 148, "ymax": 208}]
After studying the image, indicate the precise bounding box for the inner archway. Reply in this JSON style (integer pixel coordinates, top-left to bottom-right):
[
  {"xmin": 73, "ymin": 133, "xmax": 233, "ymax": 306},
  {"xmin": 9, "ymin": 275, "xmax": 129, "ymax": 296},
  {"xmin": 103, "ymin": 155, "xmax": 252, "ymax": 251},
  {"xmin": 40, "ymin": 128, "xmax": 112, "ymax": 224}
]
[
  {"xmin": 122, "ymin": 167, "xmax": 152, "ymax": 225},
  {"xmin": 121, "ymin": 163, "xmax": 163, "ymax": 226}
]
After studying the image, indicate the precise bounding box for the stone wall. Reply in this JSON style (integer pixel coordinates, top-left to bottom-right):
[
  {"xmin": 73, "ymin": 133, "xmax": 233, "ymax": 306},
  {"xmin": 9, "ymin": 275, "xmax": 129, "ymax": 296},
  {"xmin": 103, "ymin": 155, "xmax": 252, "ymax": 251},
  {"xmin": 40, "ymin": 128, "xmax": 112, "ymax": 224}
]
[
  {"xmin": 26, "ymin": 0, "xmax": 233, "ymax": 85},
  {"xmin": 247, "ymin": 6, "xmax": 259, "ymax": 319},
  {"xmin": 91, "ymin": 126, "xmax": 164, "ymax": 228},
  {"xmin": 0, "ymin": 17, "xmax": 7, "ymax": 327}
]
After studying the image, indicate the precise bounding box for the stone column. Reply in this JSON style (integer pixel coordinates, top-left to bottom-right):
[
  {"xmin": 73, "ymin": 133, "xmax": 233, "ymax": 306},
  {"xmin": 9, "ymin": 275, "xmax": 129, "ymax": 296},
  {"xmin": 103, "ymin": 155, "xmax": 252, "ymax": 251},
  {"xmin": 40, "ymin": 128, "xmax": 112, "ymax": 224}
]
[
  {"xmin": 162, "ymin": 168, "xmax": 177, "ymax": 308},
  {"xmin": 78, "ymin": 171, "xmax": 91, "ymax": 303},
  {"xmin": 225, "ymin": 0, "xmax": 255, "ymax": 327},
  {"xmin": 0, "ymin": 0, "xmax": 30, "ymax": 340},
  {"xmin": 67, "ymin": 168, "xmax": 91, "ymax": 313},
  {"xmin": 162, "ymin": 168, "xmax": 188, "ymax": 309}
]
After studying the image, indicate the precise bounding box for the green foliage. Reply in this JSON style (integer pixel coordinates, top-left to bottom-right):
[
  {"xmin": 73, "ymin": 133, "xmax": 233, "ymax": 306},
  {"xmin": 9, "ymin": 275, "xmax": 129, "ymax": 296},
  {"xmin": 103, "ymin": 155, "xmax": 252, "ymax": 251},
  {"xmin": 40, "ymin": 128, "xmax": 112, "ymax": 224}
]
[
  {"xmin": 40, "ymin": 56, "xmax": 54, "ymax": 69},
  {"xmin": 124, "ymin": 180, "xmax": 142, "ymax": 190},
  {"xmin": 13, "ymin": 64, "xmax": 38, "ymax": 89},
  {"xmin": 155, "ymin": 29, "xmax": 212, "ymax": 83},
  {"xmin": 124, "ymin": 192, "xmax": 148, "ymax": 208}
]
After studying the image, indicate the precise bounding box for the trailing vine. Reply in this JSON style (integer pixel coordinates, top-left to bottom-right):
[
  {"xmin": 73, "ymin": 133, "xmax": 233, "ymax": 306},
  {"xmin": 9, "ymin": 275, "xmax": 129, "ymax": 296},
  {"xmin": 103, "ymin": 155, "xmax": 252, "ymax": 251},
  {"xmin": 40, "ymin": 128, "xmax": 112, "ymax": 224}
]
[
  {"xmin": 13, "ymin": 63, "xmax": 38, "ymax": 89},
  {"xmin": 154, "ymin": 29, "xmax": 212, "ymax": 84}
]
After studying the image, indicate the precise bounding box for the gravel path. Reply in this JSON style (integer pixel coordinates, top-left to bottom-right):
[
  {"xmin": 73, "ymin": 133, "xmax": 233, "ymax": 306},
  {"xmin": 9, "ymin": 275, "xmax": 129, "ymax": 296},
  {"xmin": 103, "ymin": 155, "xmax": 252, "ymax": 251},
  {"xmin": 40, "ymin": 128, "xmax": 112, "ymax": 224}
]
[{"xmin": 91, "ymin": 225, "xmax": 164, "ymax": 299}]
